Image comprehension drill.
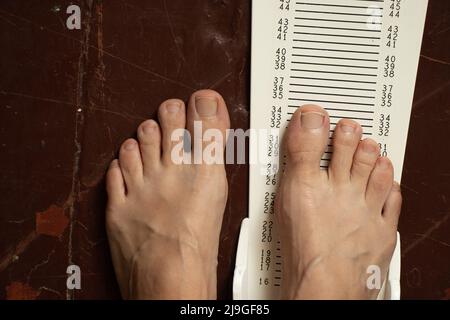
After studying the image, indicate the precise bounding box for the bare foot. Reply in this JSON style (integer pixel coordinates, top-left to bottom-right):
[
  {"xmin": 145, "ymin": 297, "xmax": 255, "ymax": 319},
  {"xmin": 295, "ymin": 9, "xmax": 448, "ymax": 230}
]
[
  {"xmin": 276, "ymin": 105, "xmax": 402, "ymax": 300},
  {"xmin": 105, "ymin": 90, "xmax": 230, "ymax": 299}
]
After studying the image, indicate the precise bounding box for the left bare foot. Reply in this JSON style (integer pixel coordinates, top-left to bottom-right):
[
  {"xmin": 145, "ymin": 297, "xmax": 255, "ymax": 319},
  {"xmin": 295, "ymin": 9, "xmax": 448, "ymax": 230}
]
[{"xmin": 105, "ymin": 89, "xmax": 230, "ymax": 299}]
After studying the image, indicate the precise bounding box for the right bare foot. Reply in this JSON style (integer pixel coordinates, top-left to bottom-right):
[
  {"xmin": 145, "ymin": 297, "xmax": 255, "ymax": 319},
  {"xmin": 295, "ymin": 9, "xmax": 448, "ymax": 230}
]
[
  {"xmin": 105, "ymin": 90, "xmax": 230, "ymax": 299},
  {"xmin": 276, "ymin": 105, "xmax": 402, "ymax": 299}
]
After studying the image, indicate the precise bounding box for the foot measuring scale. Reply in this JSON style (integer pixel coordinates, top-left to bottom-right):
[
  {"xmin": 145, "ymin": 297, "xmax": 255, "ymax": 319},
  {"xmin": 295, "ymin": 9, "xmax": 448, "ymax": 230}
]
[{"xmin": 233, "ymin": 0, "xmax": 429, "ymax": 300}]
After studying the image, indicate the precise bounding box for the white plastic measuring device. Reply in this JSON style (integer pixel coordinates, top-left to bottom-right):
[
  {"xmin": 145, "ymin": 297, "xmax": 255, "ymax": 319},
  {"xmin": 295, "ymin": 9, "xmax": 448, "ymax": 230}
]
[{"xmin": 233, "ymin": 0, "xmax": 429, "ymax": 300}]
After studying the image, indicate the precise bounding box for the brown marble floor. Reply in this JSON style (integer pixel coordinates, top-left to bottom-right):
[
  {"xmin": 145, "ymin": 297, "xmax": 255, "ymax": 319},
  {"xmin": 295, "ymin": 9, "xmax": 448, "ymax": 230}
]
[{"xmin": 0, "ymin": 0, "xmax": 448, "ymax": 299}]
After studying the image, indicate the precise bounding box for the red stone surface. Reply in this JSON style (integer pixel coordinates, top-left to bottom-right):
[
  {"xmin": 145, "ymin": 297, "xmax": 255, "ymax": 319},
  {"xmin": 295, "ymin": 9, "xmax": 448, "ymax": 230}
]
[{"xmin": 36, "ymin": 205, "xmax": 69, "ymax": 237}]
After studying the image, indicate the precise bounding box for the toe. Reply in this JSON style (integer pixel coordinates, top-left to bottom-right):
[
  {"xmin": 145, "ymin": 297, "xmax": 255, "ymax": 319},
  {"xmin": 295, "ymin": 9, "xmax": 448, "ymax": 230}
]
[
  {"xmin": 187, "ymin": 90, "xmax": 230, "ymax": 165},
  {"xmin": 383, "ymin": 181, "xmax": 402, "ymax": 228},
  {"xmin": 366, "ymin": 157, "xmax": 394, "ymax": 211},
  {"xmin": 285, "ymin": 105, "xmax": 330, "ymax": 176},
  {"xmin": 137, "ymin": 119, "xmax": 162, "ymax": 176},
  {"xmin": 158, "ymin": 99, "xmax": 187, "ymax": 165},
  {"xmin": 329, "ymin": 119, "xmax": 362, "ymax": 183},
  {"xmin": 350, "ymin": 138, "xmax": 379, "ymax": 187},
  {"xmin": 106, "ymin": 159, "xmax": 126, "ymax": 204},
  {"xmin": 119, "ymin": 138, "xmax": 144, "ymax": 189}
]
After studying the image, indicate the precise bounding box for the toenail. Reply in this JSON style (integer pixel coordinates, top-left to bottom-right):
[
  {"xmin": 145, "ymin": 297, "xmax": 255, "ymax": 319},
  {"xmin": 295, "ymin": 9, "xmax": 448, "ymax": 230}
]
[
  {"xmin": 166, "ymin": 101, "xmax": 181, "ymax": 113},
  {"xmin": 362, "ymin": 142, "xmax": 378, "ymax": 154},
  {"xmin": 300, "ymin": 111, "xmax": 325, "ymax": 129},
  {"xmin": 195, "ymin": 96, "xmax": 218, "ymax": 117},
  {"xmin": 142, "ymin": 121, "xmax": 157, "ymax": 134},
  {"xmin": 341, "ymin": 123, "xmax": 356, "ymax": 133},
  {"xmin": 377, "ymin": 158, "xmax": 390, "ymax": 169},
  {"xmin": 124, "ymin": 140, "xmax": 136, "ymax": 151}
]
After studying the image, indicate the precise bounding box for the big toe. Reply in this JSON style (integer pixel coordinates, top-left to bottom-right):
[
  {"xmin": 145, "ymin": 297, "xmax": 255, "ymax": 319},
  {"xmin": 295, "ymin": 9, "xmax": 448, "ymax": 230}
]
[
  {"xmin": 186, "ymin": 89, "xmax": 230, "ymax": 166},
  {"xmin": 285, "ymin": 105, "xmax": 330, "ymax": 176}
]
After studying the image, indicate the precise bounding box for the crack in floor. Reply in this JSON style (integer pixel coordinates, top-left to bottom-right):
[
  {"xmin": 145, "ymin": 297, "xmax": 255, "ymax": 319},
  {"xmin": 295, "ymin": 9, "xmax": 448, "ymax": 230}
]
[{"xmin": 65, "ymin": 0, "xmax": 94, "ymax": 301}]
